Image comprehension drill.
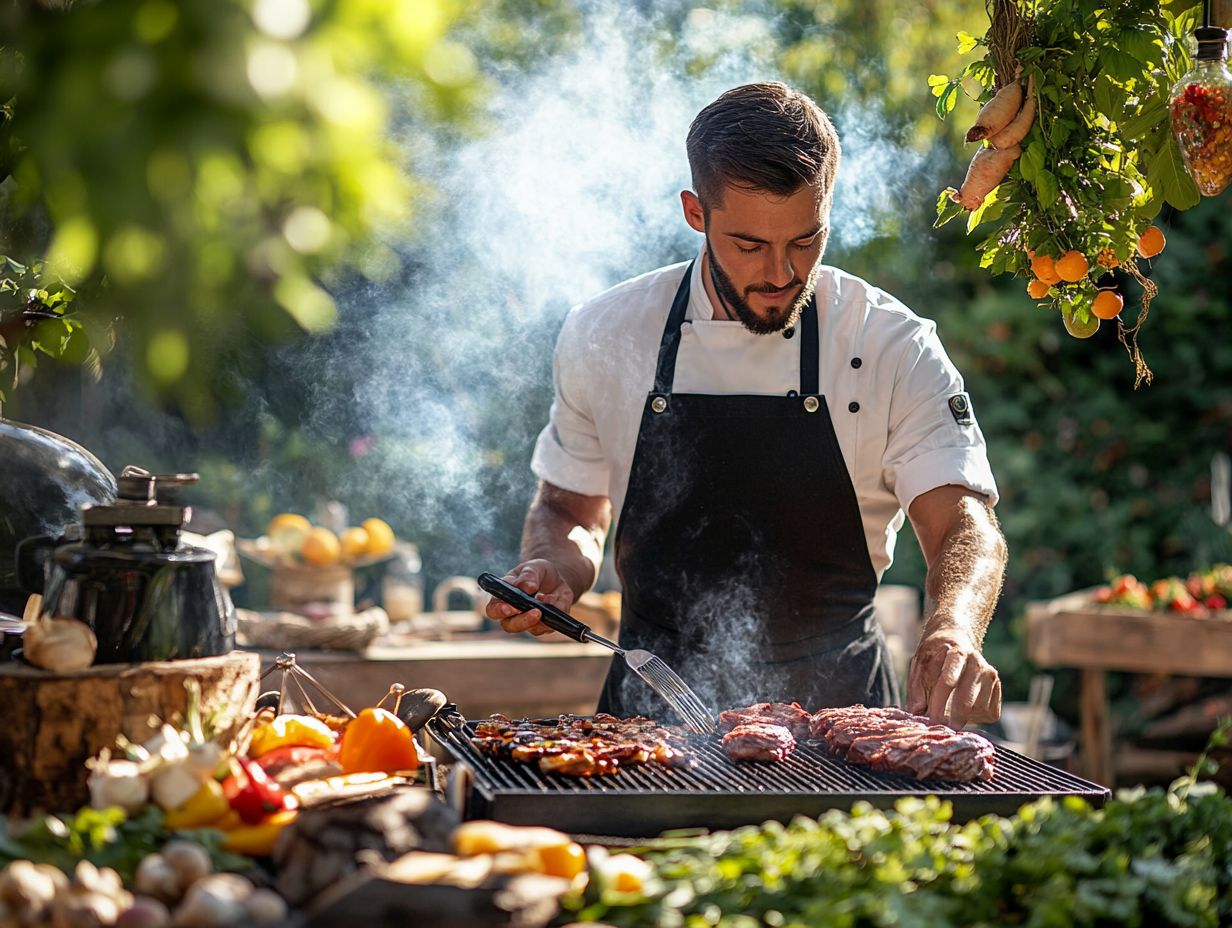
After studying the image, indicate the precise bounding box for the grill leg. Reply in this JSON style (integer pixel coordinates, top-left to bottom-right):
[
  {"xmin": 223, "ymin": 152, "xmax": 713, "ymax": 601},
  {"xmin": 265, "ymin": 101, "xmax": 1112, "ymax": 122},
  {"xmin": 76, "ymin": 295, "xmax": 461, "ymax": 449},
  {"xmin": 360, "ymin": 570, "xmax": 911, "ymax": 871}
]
[{"xmin": 1080, "ymin": 669, "xmax": 1113, "ymax": 787}]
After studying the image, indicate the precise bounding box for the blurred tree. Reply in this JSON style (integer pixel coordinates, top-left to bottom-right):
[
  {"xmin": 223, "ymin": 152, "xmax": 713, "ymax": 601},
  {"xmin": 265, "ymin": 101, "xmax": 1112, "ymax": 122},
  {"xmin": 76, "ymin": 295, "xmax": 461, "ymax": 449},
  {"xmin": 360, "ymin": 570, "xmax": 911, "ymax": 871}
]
[{"xmin": 0, "ymin": 0, "xmax": 481, "ymax": 417}]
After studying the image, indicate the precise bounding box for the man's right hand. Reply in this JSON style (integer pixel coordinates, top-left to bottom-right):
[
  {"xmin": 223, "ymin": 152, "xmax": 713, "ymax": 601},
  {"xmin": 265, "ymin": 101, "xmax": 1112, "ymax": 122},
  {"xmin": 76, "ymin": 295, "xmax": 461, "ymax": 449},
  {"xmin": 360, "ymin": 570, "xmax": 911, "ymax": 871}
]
[{"xmin": 484, "ymin": 559, "xmax": 577, "ymax": 637}]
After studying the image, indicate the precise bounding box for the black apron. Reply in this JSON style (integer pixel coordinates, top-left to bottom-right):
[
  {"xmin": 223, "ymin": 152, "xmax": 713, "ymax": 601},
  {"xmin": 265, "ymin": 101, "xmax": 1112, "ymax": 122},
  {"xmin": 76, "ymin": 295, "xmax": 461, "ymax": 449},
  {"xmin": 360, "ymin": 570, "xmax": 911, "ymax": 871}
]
[{"xmin": 598, "ymin": 262, "xmax": 899, "ymax": 718}]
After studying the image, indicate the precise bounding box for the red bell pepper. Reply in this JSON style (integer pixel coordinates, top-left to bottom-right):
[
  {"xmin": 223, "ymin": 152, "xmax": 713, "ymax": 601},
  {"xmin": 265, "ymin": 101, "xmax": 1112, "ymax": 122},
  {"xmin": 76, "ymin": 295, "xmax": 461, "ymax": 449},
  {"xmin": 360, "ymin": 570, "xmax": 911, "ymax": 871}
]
[{"xmin": 227, "ymin": 756, "xmax": 295, "ymax": 824}]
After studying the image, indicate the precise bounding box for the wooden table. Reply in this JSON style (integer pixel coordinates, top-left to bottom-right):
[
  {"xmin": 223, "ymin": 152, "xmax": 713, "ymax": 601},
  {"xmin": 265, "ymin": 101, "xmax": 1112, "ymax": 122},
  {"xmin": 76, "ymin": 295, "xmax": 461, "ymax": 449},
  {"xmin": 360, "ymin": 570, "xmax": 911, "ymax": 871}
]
[
  {"xmin": 1027, "ymin": 590, "xmax": 1232, "ymax": 786},
  {"xmin": 250, "ymin": 637, "xmax": 613, "ymax": 721}
]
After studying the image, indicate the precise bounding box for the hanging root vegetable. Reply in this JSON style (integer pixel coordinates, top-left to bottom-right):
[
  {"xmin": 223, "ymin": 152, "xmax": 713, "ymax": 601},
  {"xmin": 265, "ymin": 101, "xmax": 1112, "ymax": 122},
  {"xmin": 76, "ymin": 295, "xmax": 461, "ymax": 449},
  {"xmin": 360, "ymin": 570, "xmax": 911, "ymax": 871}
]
[
  {"xmin": 950, "ymin": 144, "xmax": 1022, "ymax": 210},
  {"xmin": 949, "ymin": 67, "xmax": 1037, "ymax": 211},
  {"xmin": 989, "ymin": 73, "xmax": 1036, "ymax": 149},
  {"xmin": 965, "ymin": 64, "xmax": 1024, "ymax": 142}
]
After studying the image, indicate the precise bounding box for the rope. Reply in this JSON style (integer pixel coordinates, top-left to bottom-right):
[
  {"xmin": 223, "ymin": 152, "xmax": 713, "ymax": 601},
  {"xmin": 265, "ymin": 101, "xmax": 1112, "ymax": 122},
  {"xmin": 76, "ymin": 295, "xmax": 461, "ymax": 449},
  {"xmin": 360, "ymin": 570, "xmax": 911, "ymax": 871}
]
[
  {"xmin": 987, "ymin": 0, "xmax": 1034, "ymax": 86},
  {"xmin": 1117, "ymin": 257, "xmax": 1157, "ymax": 389}
]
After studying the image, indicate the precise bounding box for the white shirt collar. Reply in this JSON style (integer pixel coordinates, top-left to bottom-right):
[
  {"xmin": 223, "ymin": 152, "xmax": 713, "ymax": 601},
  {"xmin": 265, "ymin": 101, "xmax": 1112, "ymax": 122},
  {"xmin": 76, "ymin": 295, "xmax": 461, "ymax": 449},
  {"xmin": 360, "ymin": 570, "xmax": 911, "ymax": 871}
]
[{"xmin": 686, "ymin": 246, "xmax": 718, "ymax": 322}]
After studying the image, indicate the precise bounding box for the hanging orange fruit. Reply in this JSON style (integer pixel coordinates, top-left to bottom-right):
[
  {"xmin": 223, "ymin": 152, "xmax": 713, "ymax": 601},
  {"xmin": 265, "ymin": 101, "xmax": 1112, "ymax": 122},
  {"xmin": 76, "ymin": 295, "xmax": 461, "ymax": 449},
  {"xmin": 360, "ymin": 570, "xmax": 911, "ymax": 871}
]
[
  {"xmin": 1091, "ymin": 291, "xmax": 1124, "ymax": 320},
  {"xmin": 1055, "ymin": 250, "xmax": 1090, "ymax": 282},
  {"xmin": 1137, "ymin": 226, "xmax": 1166, "ymax": 258},
  {"xmin": 1027, "ymin": 278, "xmax": 1052, "ymax": 299}
]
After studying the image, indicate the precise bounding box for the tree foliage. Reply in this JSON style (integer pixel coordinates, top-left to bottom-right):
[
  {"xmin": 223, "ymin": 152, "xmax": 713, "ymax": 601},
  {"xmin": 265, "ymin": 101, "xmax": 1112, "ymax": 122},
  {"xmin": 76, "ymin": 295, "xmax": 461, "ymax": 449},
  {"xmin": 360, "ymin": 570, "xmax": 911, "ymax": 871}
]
[{"xmin": 0, "ymin": 0, "xmax": 479, "ymax": 416}]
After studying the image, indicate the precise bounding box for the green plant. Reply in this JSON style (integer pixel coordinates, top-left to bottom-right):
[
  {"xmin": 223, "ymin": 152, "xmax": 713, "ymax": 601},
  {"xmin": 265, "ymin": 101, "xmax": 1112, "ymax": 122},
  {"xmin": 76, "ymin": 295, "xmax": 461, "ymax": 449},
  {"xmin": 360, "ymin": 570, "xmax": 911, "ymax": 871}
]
[
  {"xmin": 931, "ymin": 0, "xmax": 1203, "ymax": 384},
  {"xmin": 0, "ymin": 254, "xmax": 107, "ymax": 401},
  {"xmin": 567, "ymin": 722, "xmax": 1232, "ymax": 927}
]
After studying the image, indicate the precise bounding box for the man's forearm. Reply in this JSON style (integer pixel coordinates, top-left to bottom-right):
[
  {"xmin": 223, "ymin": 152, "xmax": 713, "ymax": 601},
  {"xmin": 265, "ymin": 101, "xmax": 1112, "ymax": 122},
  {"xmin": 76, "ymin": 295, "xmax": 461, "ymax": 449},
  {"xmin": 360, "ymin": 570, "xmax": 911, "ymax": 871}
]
[
  {"xmin": 520, "ymin": 486, "xmax": 609, "ymax": 600},
  {"xmin": 920, "ymin": 496, "xmax": 1007, "ymax": 646}
]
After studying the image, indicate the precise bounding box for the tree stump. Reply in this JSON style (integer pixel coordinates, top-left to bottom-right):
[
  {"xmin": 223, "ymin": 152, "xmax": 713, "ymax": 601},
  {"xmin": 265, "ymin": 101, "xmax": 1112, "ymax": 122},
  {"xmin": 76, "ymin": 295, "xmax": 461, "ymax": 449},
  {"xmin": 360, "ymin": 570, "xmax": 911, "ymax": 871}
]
[{"xmin": 0, "ymin": 651, "xmax": 260, "ymax": 814}]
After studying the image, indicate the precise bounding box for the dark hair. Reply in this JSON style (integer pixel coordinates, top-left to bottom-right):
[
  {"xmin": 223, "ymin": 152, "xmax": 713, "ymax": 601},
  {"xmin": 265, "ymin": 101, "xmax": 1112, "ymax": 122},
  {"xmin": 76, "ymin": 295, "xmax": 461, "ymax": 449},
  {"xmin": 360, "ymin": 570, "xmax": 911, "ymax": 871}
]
[{"xmin": 686, "ymin": 82, "xmax": 840, "ymax": 212}]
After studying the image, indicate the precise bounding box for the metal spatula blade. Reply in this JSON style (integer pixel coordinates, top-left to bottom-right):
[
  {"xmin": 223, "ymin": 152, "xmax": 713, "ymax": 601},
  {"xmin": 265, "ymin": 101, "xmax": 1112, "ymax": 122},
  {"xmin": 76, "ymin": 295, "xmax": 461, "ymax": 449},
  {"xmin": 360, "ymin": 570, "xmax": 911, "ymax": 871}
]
[
  {"xmin": 624, "ymin": 649, "xmax": 716, "ymax": 734},
  {"xmin": 477, "ymin": 572, "xmax": 717, "ymax": 733}
]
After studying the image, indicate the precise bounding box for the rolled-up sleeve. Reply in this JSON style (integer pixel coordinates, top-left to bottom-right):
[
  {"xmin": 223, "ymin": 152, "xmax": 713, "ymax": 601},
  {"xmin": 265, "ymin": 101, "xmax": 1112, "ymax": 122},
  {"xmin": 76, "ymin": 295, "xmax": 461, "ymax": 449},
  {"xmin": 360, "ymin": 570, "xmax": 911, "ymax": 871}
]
[
  {"xmin": 530, "ymin": 309, "xmax": 611, "ymax": 497},
  {"xmin": 882, "ymin": 325, "xmax": 998, "ymax": 513}
]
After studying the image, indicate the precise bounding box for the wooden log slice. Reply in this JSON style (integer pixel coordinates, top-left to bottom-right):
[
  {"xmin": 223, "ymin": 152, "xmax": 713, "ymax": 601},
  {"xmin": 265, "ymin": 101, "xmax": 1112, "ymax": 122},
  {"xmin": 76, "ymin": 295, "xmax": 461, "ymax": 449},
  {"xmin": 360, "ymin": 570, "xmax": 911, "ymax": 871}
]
[{"xmin": 0, "ymin": 650, "xmax": 259, "ymax": 814}]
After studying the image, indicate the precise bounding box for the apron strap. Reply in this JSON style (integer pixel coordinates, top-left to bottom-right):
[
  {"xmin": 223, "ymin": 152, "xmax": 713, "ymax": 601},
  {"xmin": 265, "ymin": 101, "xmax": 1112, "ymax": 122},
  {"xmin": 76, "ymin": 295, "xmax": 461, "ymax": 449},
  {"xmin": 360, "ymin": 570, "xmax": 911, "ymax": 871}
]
[
  {"xmin": 800, "ymin": 289, "xmax": 819, "ymax": 396},
  {"xmin": 652, "ymin": 259, "xmax": 822, "ymax": 397},
  {"xmin": 652, "ymin": 262, "xmax": 694, "ymax": 396}
]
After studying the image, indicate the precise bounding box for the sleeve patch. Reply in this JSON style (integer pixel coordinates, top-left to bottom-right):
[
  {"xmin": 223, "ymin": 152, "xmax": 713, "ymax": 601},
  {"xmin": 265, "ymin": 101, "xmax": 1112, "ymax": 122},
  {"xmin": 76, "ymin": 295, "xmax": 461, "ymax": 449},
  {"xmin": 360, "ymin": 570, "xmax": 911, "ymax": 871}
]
[{"xmin": 948, "ymin": 392, "xmax": 974, "ymax": 426}]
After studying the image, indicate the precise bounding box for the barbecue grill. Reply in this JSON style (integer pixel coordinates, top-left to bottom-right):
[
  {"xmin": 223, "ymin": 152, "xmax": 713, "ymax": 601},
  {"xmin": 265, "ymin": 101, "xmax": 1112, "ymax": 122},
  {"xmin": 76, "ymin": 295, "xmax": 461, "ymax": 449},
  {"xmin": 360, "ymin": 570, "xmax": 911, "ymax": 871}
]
[{"xmin": 426, "ymin": 709, "xmax": 1110, "ymax": 837}]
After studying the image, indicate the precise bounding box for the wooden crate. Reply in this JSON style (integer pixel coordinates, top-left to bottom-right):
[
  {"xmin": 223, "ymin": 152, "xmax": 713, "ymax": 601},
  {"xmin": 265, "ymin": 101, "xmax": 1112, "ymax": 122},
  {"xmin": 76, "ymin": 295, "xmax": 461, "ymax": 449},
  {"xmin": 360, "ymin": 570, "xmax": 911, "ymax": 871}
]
[
  {"xmin": 1027, "ymin": 589, "xmax": 1232, "ymax": 786},
  {"xmin": 1027, "ymin": 589, "xmax": 1232, "ymax": 677}
]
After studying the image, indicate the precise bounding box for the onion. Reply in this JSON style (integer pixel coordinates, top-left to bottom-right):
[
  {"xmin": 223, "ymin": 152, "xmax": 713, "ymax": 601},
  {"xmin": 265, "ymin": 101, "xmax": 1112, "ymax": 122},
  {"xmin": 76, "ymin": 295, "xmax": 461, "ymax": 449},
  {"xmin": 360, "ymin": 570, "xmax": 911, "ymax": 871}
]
[
  {"xmin": 161, "ymin": 842, "xmax": 211, "ymax": 895},
  {"xmin": 117, "ymin": 896, "xmax": 173, "ymax": 928}
]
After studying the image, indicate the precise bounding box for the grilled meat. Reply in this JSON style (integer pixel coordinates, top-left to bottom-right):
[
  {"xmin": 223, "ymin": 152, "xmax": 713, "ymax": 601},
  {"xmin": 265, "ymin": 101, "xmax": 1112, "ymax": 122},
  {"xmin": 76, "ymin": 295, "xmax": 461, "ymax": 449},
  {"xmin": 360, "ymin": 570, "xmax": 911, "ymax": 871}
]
[
  {"xmin": 809, "ymin": 705, "xmax": 921, "ymax": 740},
  {"xmin": 815, "ymin": 705, "xmax": 996, "ymax": 782},
  {"xmin": 472, "ymin": 713, "xmax": 695, "ymax": 777},
  {"xmin": 718, "ymin": 702, "xmax": 814, "ymax": 740},
  {"xmin": 721, "ymin": 723, "xmax": 796, "ymax": 762}
]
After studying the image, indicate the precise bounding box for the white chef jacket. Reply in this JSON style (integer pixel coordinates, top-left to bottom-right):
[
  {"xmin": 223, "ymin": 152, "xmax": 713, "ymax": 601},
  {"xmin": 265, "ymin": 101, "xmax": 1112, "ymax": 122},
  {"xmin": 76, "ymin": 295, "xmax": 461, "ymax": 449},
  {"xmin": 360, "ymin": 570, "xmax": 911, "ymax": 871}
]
[{"xmin": 530, "ymin": 251, "xmax": 998, "ymax": 579}]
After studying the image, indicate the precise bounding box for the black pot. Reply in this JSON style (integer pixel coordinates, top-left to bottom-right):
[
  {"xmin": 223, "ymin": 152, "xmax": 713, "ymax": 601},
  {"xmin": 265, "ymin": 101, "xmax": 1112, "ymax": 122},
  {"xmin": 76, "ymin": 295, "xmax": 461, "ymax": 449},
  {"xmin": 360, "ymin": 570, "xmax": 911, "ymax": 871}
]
[
  {"xmin": 40, "ymin": 542, "xmax": 235, "ymax": 663},
  {"xmin": 0, "ymin": 419, "xmax": 115, "ymax": 615}
]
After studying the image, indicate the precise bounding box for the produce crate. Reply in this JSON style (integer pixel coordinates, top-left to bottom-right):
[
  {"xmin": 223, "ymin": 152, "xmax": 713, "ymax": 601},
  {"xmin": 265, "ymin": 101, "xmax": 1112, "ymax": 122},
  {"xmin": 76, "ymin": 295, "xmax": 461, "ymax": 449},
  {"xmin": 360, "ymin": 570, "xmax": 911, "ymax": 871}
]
[
  {"xmin": 1027, "ymin": 588, "xmax": 1232, "ymax": 676},
  {"xmin": 1027, "ymin": 588, "xmax": 1232, "ymax": 787}
]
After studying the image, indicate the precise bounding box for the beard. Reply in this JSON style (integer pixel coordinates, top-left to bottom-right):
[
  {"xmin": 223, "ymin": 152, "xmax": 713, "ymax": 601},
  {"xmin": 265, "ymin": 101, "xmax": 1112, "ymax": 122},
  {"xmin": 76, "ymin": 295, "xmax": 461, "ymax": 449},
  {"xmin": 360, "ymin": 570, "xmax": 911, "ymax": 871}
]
[{"xmin": 705, "ymin": 237, "xmax": 819, "ymax": 335}]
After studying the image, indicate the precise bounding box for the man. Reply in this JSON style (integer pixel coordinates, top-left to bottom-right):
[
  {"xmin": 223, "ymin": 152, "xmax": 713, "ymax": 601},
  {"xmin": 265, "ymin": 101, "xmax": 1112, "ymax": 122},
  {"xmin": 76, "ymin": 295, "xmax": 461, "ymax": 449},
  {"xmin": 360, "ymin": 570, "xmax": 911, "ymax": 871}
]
[{"xmin": 487, "ymin": 82, "xmax": 1006, "ymax": 729}]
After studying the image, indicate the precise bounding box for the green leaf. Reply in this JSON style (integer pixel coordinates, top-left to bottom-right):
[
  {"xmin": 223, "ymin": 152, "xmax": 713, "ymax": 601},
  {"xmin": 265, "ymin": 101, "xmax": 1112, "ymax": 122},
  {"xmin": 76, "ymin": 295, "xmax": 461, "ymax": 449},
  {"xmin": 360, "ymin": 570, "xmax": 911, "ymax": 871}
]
[
  {"xmin": 1093, "ymin": 76, "xmax": 1127, "ymax": 121},
  {"xmin": 2, "ymin": 255, "xmax": 27, "ymax": 275},
  {"xmin": 967, "ymin": 183, "xmax": 1007, "ymax": 233},
  {"xmin": 1036, "ymin": 170, "xmax": 1060, "ymax": 207},
  {"xmin": 59, "ymin": 323, "xmax": 89, "ymax": 365},
  {"xmin": 1099, "ymin": 47, "xmax": 1144, "ymax": 83},
  {"xmin": 963, "ymin": 59, "xmax": 996, "ymax": 90},
  {"xmin": 32, "ymin": 318, "xmax": 70, "ymax": 357},
  {"xmin": 1147, "ymin": 131, "xmax": 1200, "ymax": 211},
  {"xmin": 1020, "ymin": 139, "xmax": 1045, "ymax": 183},
  {"xmin": 956, "ymin": 31, "xmax": 980, "ymax": 54},
  {"xmin": 934, "ymin": 188, "xmax": 965, "ymax": 228},
  {"xmin": 1120, "ymin": 98, "xmax": 1168, "ymax": 141},
  {"xmin": 1119, "ymin": 30, "xmax": 1164, "ymax": 69},
  {"xmin": 936, "ymin": 82, "xmax": 959, "ymax": 118}
]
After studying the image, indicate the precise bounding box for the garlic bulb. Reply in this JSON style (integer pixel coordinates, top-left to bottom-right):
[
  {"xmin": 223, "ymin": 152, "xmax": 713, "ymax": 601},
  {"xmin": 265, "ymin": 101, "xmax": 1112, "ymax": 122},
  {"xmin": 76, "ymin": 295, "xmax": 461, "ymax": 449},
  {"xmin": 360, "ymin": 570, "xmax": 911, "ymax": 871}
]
[
  {"xmin": 23, "ymin": 617, "xmax": 97, "ymax": 673},
  {"xmin": 87, "ymin": 755, "xmax": 149, "ymax": 815}
]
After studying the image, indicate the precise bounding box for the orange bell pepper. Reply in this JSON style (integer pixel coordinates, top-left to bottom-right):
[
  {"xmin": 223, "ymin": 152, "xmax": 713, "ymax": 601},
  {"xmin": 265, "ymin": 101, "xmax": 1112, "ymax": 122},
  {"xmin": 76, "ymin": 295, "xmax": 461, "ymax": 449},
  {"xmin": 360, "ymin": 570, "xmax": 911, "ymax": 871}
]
[{"xmin": 338, "ymin": 707, "xmax": 420, "ymax": 775}]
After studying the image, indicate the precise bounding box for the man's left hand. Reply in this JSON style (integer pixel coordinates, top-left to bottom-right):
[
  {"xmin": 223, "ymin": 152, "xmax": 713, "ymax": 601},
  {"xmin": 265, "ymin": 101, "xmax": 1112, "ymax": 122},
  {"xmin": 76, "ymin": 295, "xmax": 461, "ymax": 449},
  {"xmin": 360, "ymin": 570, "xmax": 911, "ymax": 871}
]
[{"xmin": 906, "ymin": 628, "xmax": 1002, "ymax": 728}]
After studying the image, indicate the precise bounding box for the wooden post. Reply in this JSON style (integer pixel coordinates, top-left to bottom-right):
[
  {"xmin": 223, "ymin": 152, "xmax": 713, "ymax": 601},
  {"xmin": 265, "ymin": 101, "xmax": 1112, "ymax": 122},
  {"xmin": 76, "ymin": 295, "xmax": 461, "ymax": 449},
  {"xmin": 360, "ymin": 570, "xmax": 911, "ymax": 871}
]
[
  {"xmin": 1079, "ymin": 668, "xmax": 1113, "ymax": 786},
  {"xmin": 1212, "ymin": 0, "xmax": 1232, "ymax": 29}
]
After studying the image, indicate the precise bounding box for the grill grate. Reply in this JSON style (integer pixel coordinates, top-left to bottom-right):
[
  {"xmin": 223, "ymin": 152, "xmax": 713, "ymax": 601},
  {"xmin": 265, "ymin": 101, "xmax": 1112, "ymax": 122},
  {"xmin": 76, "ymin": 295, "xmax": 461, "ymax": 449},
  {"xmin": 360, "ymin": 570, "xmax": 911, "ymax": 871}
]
[{"xmin": 427, "ymin": 710, "xmax": 1109, "ymax": 837}]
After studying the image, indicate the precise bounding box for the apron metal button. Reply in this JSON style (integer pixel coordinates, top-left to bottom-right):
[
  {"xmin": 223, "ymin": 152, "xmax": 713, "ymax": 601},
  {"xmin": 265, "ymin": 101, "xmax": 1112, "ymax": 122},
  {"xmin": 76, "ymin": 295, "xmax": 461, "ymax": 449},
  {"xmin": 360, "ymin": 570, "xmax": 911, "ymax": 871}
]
[
  {"xmin": 803, "ymin": 396, "xmax": 820, "ymax": 413},
  {"xmin": 651, "ymin": 396, "xmax": 668, "ymax": 413}
]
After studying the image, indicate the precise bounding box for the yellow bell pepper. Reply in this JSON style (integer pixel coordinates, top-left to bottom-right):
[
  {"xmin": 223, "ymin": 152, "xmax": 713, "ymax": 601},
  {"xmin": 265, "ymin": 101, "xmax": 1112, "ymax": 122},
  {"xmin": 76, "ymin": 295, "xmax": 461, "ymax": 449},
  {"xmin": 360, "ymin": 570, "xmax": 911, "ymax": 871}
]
[
  {"xmin": 163, "ymin": 778, "xmax": 230, "ymax": 830},
  {"xmin": 248, "ymin": 714, "xmax": 336, "ymax": 758},
  {"xmin": 221, "ymin": 809, "xmax": 298, "ymax": 856}
]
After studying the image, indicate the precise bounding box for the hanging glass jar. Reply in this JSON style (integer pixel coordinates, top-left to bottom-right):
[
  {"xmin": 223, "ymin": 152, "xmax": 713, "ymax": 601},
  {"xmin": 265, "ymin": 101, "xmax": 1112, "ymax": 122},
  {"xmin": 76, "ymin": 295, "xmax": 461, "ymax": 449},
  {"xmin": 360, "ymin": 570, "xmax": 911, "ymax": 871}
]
[{"xmin": 1170, "ymin": 26, "xmax": 1232, "ymax": 196}]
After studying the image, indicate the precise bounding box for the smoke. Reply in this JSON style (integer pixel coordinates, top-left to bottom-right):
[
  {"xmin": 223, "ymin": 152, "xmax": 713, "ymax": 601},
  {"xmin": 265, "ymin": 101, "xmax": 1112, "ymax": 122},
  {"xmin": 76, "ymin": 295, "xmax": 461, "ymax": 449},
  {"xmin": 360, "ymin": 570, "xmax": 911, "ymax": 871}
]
[
  {"xmin": 318, "ymin": 3, "xmax": 923, "ymax": 568},
  {"xmin": 31, "ymin": 2, "xmax": 932, "ymax": 603}
]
